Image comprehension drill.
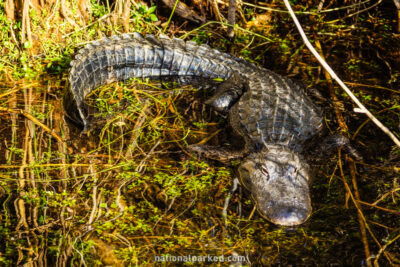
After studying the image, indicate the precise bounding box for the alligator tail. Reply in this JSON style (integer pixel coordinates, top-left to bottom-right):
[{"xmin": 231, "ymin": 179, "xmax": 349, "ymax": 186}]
[{"xmin": 64, "ymin": 32, "xmax": 256, "ymax": 128}]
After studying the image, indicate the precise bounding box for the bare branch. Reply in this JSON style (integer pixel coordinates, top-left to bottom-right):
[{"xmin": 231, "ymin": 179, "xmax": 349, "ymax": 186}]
[{"xmin": 242, "ymin": 0, "xmax": 373, "ymax": 15}]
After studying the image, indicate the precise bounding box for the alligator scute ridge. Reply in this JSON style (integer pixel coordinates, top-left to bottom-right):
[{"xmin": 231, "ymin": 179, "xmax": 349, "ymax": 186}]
[{"xmin": 64, "ymin": 32, "xmax": 324, "ymax": 226}]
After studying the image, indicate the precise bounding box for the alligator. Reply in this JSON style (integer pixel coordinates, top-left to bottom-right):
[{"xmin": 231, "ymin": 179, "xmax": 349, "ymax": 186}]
[{"xmin": 64, "ymin": 32, "xmax": 326, "ymax": 226}]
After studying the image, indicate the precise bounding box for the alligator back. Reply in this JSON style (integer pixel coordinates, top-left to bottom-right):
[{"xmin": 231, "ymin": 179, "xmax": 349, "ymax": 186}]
[
  {"xmin": 65, "ymin": 33, "xmax": 258, "ymax": 127},
  {"xmin": 230, "ymin": 70, "xmax": 323, "ymax": 152}
]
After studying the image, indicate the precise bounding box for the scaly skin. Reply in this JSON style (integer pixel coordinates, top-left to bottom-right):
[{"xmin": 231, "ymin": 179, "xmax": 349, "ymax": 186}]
[{"xmin": 64, "ymin": 32, "xmax": 324, "ymax": 226}]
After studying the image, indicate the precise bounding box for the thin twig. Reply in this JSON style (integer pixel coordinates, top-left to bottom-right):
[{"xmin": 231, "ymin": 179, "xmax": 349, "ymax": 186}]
[
  {"xmin": 62, "ymin": 13, "xmax": 111, "ymax": 38},
  {"xmin": 9, "ymin": 22, "xmax": 21, "ymax": 51},
  {"xmin": 349, "ymin": 160, "xmax": 372, "ymax": 267},
  {"xmin": 0, "ymin": 88, "xmax": 19, "ymax": 99},
  {"xmin": 395, "ymin": 0, "xmax": 400, "ymax": 32},
  {"xmin": 21, "ymin": 0, "xmax": 32, "ymax": 45},
  {"xmin": 180, "ymin": 20, "xmax": 273, "ymax": 42},
  {"xmin": 242, "ymin": 0, "xmax": 372, "ymax": 15},
  {"xmin": 374, "ymin": 233, "xmax": 400, "ymax": 266},
  {"xmin": 358, "ymin": 200, "xmax": 400, "ymax": 215},
  {"xmin": 314, "ymin": 39, "xmax": 348, "ymax": 132},
  {"xmin": 317, "ymin": 0, "xmax": 326, "ymax": 12},
  {"xmin": 327, "ymin": 0, "xmax": 383, "ymax": 24},
  {"xmin": 163, "ymin": 0, "xmax": 180, "ymax": 33},
  {"xmin": 0, "ymin": 106, "xmax": 65, "ymax": 143},
  {"xmin": 344, "ymin": 82, "xmax": 400, "ymax": 94},
  {"xmin": 227, "ymin": 0, "xmax": 236, "ymax": 38},
  {"xmin": 338, "ymin": 151, "xmax": 392, "ymax": 265},
  {"xmin": 282, "ymin": 0, "xmax": 400, "ymax": 148},
  {"xmin": 46, "ymin": 0, "xmax": 59, "ymax": 29},
  {"xmin": 372, "ymin": 188, "xmax": 400, "ymax": 206}
]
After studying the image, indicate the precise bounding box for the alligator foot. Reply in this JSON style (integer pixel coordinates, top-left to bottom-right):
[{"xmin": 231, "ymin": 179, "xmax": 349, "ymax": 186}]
[
  {"xmin": 205, "ymin": 73, "xmax": 248, "ymax": 115},
  {"xmin": 187, "ymin": 144, "xmax": 247, "ymax": 163},
  {"xmin": 310, "ymin": 134, "xmax": 362, "ymax": 161}
]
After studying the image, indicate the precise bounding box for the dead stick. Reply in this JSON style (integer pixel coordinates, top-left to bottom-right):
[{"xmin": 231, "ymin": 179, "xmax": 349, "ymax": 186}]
[
  {"xmin": 227, "ymin": 0, "xmax": 236, "ymax": 38},
  {"xmin": 62, "ymin": 13, "xmax": 111, "ymax": 38},
  {"xmin": 358, "ymin": 200, "xmax": 400, "ymax": 216},
  {"xmin": 374, "ymin": 233, "xmax": 400, "ymax": 265},
  {"xmin": 349, "ymin": 159, "xmax": 372, "ymax": 267},
  {"xmin": 398, "ymin": 10, "xmax": 400, "ymax": 33},
  {"xmin": 0, "ymin": 106, "xmax": 65, "ymax": 144},
  {"xmin": 337, "ymin": 151, "xmax": 393, "ymax": 265},
  {"xmin": 392, "ymin": 0, "xmax": 400, "ymax": 31},
  {"xmin": 21, "ymin": 0, "xmax": 28, "ymax": 44},
  {"xmin": 314, "ymin": 38, "xmax": 348, "ymax": 132}
]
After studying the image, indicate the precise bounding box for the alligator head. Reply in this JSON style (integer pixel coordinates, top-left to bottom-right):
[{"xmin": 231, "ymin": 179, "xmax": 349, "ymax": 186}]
[{"xmin": 237, "ymin": 145, "xmax": 312, "ymax": 226}]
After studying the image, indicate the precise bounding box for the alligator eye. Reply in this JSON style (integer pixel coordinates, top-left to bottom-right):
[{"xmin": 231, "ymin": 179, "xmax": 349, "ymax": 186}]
[
  {"xmin": 260, "ymin": 166, "xmax": 270, "ymax": 182},
  {"xmin": 261, "ymin": 166, "xmax": 269, "ymax": 175}
]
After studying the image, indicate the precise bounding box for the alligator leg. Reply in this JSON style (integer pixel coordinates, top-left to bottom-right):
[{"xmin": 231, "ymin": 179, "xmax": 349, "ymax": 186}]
[
  {"xmin": 187, "ymin": 74, "xmax": 249, "ymax": 163},
  {"xmin": 205, "ymin": 73, "xmax": 248, "ymax": 115},
  {"xmin": 187, "ymin": 144, "xmax": 247, "ymax": 163},
  {"xmin": 310, "ymin": 134, "xmax": 362, "ymax": 161}
]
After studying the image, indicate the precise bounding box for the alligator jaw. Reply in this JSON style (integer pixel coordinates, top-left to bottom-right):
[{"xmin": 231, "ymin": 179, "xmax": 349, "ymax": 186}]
[{"xmin": 261, "ymin": 199, "xmax": 311, "ymax": 226}]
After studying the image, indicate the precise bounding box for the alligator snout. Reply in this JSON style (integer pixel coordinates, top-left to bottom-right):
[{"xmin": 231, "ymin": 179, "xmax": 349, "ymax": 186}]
[{"xmin": 262, "ymin": 201, "xmax": 311, "ymax": 226}]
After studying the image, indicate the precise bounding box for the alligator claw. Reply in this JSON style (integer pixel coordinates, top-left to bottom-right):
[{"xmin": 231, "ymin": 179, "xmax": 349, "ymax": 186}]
[{"xmin": 322, "ymin": 135, "xmax": 363, "ymax": 161}]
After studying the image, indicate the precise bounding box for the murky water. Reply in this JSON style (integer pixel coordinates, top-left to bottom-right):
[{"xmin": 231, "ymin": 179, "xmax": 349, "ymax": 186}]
[{"xmin": 1, "ymin": 74, "xmax": 399, "ymax": 266}]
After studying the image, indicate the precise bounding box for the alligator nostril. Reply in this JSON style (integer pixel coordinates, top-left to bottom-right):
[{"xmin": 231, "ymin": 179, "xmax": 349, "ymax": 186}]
[{"xmin": 267, "ymin": 205, "xmax": 310, "ymax": 226}]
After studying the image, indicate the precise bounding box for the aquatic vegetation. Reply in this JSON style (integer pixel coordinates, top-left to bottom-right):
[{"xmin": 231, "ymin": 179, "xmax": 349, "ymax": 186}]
[{"xmin": 0, "ymin": 0, "xmax": 399, "ymax": 265}]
